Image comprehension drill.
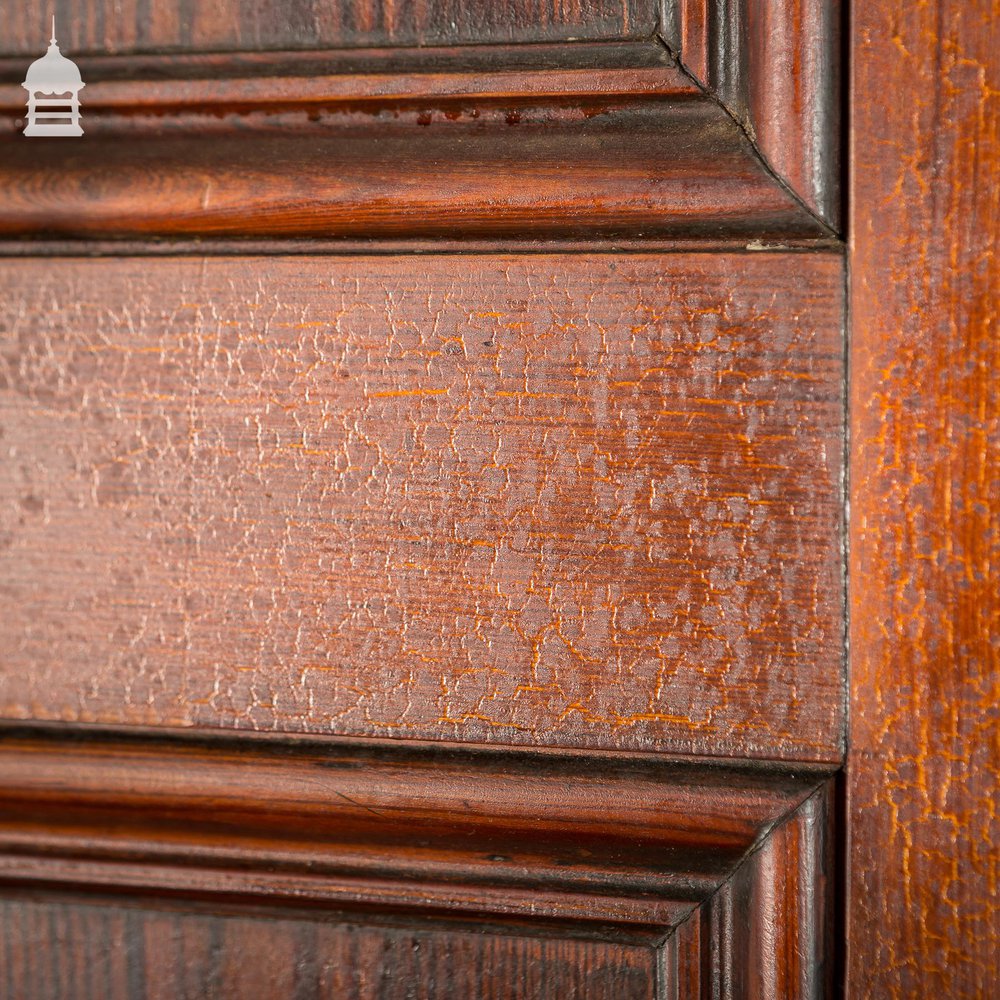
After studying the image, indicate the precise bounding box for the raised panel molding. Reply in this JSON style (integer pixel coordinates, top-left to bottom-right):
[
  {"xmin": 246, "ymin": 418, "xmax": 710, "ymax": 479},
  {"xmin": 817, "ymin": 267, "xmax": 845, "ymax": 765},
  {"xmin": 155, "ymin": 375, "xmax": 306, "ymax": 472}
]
[
  {"xmin": 660, "ymin": 0, "xmax": 842, "ymax": 229},
  {"xmin": 0, "ymin": 2, "xmax": 841, "ymax": 249},
  {"xmin": 0, "ymin": 726, "xmax": 835, "ymax": 998}
]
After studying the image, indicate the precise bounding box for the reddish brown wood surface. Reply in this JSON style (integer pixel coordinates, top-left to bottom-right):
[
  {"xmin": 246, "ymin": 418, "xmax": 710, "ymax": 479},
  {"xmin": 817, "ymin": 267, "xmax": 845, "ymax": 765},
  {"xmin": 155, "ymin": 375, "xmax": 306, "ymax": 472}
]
[
  {"xmin": 0, "ymin": 894, "xmax": 659, "ymax": 1000},
  {"xmin": 0, "ymin": 7, "xmax": 843, "ymax": 248},
  {"xmin": 0, "ymin": 50, "xmax": 830, "ymax": 245},
  {"xmin": 663, "ymin": 0, "xmax": 842, "ymax": 229},
  {"xmin": 671, "ymin": 0, "xmax": 711, "ymax": 85},
  {"xmin": 0, "ymin": 102, "xmax": 825, "ymax": 244},
  {"xmin": 0, "ymin": 728, "xmax": 830, "ymax": 930},
  {"xmin": 849, "ymin": 0, "xmax": 999, "ymax": 993},
  {"xmin": 743, "ymin": 0, "xmax": 841, "ymax": 230},
  {"xmin": 0, "ymin": 253, "xmax": 844, "ymax": 762},
  {"xmin": 0, "ymin": 728, "xmax": 835, "ymax": 997},
  {"xmin": 668, "ymin": 781, "xmax": 832, "ymax": 999},
  {"xmin": 1, "ymin": 0, "xmax": 654, "ymax": 56}
]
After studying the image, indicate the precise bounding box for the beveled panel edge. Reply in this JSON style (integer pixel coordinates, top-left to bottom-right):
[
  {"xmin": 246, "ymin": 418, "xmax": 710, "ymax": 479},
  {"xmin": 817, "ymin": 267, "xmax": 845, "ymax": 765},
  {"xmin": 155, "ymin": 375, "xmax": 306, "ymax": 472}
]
[
  {"xmin": 0, "ymin": 725, "xmax": 836, "ymax": 944},
  {"xmin": 0, "ymin": 36, "xmax": 836, "ymax": 247},
  {"xmin": 664, "ymin": 781, "xmax": 835, "ymax": 999},
  {"xmin": 661, "ymin": 0, "xmax": 843, "ymax": 230}
]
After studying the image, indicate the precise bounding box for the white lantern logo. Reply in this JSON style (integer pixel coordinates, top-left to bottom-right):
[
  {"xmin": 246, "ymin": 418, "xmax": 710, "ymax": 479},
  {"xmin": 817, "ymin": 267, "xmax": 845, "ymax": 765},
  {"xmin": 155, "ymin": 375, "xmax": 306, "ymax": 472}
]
[{"xmin": 22, "ymin": 17, "xmax": 85, "ymax": 137}]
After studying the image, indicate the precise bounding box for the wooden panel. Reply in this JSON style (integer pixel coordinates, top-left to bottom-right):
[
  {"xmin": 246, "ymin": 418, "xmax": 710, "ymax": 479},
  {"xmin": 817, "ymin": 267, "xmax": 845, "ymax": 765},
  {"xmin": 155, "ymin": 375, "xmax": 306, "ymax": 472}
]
[
  {"xmin": 0, "ymin": 253, "xmax": 844, "ymax": 761},
  {"xmin": 667, "ymin": 781, "xmax": 833, "ymax": 999},
  {"xmin": 0, "ymin": 895, "xmax": 658, "ymax": 1000},
  {"xmin": 0, "ymin": 59, "xmax": 830, "ymax": 246},
  {"xmin": 0, "ymin": 9, "xmax": 842, "ymax": 248},
  {"xmin": 849, "ymin": 0, "xmax": 999, "ymax": 993},
  {"xmin": 0, "ymin": 730, "xmax": 835, "ymax": 997},
  {"xmin": 662, "ymin": 0, "xmax": 842, "ymax": 229},
  {"xmin": 743, "ymin": 0, "xmax": 841, "ymax": 229},
  {"xmin": 0, "ymin": 0, "xmax": 655, "ymax": 56},
  {"xmin": 0, "ymin": 729, "xmax": 830, "ymax": 930}
]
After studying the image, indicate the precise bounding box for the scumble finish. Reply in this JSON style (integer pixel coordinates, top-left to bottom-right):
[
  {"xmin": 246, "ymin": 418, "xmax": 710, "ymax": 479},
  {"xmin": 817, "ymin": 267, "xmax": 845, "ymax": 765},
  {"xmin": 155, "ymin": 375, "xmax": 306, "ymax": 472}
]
[
  {"xmin": 0, "ymin": 254, "xmax": 843, "ymax": 760},
  {"xmin": 0, "ymin": 896, "xmax": 657, "ymax": 1000},
  {"xmin": 0, "ymin": 0, "xmax": 652, "ymax": 56},
  {"xmin": 668, "ymin": 782, "xmax": 833, "ymax": 999},
  {"xmin": 850, "ymin": 0, "xmax": 1000, "ymax": 992}
]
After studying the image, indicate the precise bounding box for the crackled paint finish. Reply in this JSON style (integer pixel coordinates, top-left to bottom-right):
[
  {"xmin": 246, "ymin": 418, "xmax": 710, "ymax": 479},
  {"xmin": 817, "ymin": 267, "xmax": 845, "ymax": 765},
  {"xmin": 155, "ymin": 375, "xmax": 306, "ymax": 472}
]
[
  {"xmin": 0, "ymin": 254, "xmax": 843, "ymax": 760},
  {"xmin": 850, "ymin": 0, "xmax": 1000, "ymax": 992}
]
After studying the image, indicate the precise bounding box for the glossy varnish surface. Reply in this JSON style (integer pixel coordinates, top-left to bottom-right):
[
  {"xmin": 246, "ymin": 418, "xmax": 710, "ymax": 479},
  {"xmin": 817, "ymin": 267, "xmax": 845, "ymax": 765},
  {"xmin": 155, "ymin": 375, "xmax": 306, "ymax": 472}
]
[
  {"xmin": 0, "ymin": 0, "xmax": 654, "ymax": 56},
  {"xmin": 0, "ymin": 895, "xmax": 658, "ymax": 1000},
  {"xmin": 0, "ymin": 253, "xmax": 844, "ymax": 761},
  {"xmin": 0, "ymin": 727, "xmax": 835, "ymax": 998},
  {"xmin": 849, "ymin": 0, "xmax": 1000, "ymax": 992},
  {"xmin": 662, "ymin": 0, "xmax": 842, "ymax": 228},
  {"xmin": 0, "ymin": 728, "xmax": 830, "ymax": 930},
  {"xmin": 0, "ymin": 100, "xmax": 829, "ymax": 244}
]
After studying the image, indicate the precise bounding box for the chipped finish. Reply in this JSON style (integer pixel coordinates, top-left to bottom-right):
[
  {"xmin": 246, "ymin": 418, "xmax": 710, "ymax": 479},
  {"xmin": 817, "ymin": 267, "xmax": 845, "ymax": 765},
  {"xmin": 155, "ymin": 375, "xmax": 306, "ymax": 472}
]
[
  {"xmin": 0, "ymin": 896, "xmax": 659, "ymax": 1000},
  {"xmin": 849, "ymin": 0, "xmax": 1000, "ymax": 992},
  {"xmin": 0, "ymin": 254, "xmax": 844, "ymax": 761},
  {"xmin": 0, "ymin": 0, "xmax": 654, "ymax": 56}
]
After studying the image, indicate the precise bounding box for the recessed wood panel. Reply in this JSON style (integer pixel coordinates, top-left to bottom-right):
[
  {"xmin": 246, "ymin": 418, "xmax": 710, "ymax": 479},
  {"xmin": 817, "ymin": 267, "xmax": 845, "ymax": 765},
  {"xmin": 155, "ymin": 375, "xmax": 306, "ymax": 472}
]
[
  {"xmin": 0, "ymin": 0, "xmax": 654, "ymax": 57},
  {"xmin": 0, "ymin": 253, "xmax": 844, "ymax": 760},
  {"xmin": 0, "ymin": 896, "xmax": 657, "ymax": 1000}
]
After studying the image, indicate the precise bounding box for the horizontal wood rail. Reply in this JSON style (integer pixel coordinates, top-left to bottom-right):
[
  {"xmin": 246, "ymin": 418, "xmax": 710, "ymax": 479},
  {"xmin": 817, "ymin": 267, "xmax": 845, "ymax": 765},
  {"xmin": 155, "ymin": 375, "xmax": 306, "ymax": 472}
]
[
  {"xmin": 0, "ymin": 22, "xmax": 841, "ymax": 249},
  {"xmin": 0, "ymin": 724, "xmax": 836, "ymax": 995}
]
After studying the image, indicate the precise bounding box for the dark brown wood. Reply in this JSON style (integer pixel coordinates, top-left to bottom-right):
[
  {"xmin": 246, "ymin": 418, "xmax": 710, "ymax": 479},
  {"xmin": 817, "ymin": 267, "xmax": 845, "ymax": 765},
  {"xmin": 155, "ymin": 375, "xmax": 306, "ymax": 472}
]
[
  {"xmin": 0, "ymin": 253, "xmax": 844, "ymax": 763},
  {"xmin": 0, "ymin": 102, "xmax": 826, "ymax": 244},
  {"xmin": 0, "ymin": 45, "xmax": 831, "ymax": 245},
  {"xmin": 0, "ymin": 7, "xmax": 843, "ymax": 248},
  {"xmin": 0, "ymin": 894, "xmax": 659, "ymax": 1000},
  {"xmin": 667, "ymin": 781, "xmax": 833, "ymax": 999},
  {"xmin": 0, "ymin": 41, "xmax": 693, "ymax": 96},
  {"xmin": 743, "ymin": 0, "xmax": 841, "ymax": 229},
  {"xmin": 0, "ymin": 726, "xmax": 835, "ymax": 998},
  {"xmin": 662, "ymin": 0, "xmax": 841, "ymax": 228},
  {"xmin": 0, "ymin": 1, "xmax": 857, "ymax": 994},
  {"xmin": 1, "ymin": 0, "xmax": 655, "ymax": 56},
  {"xmin": 0, "ymin": 727, "xmax": 830, "ymax": 929},
  {"xmin": 849, "ymin": 0, "xmax": 999, "ymax": 993}
]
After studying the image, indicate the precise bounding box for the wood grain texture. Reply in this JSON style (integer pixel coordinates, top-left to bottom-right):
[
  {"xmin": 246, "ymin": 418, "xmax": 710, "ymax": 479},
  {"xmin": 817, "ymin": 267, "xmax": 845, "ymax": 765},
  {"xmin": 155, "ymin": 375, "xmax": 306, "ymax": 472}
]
[
  {"xmin": 743, "ymin": 0, "xmax": 841, "ymax": 230},
  {"xmin": 0, "ymin": 4, "xmax": 842, "ymax": 245},
  {"xmin": 0, "ymin": 13, "xmax": 843, "ymax": 245},
  {"xmin": 0, "ymin": 728, "xmax": 830, "ymax": 932},
  {"xmin": 0, "ymin": 0, "xmax": 655, "ymax": 56},
  {"xmin": 662, "ymin": 0, "xmax": 842, "ymax": 229},
  {"xmin": 0, "ymin": 729, "xmax": 835, "ymax": 997},
  {"xmin": 0, "ymin": 894, "xmax": 659, "ymax": 1000},
  {"xmin": 0, "ymin": 253, "xmax": 844, "ymax": 761},
  {"xmin": 667, "ymin": 781, "xmax": 833, "ymax": 999},
  {"xmin": 849, "ymin": 0, "xmax": 1000, "ymax": 993},
  {"xmin": 0, "ymin": 81, "xmax": 829, "ymax": 245}
]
